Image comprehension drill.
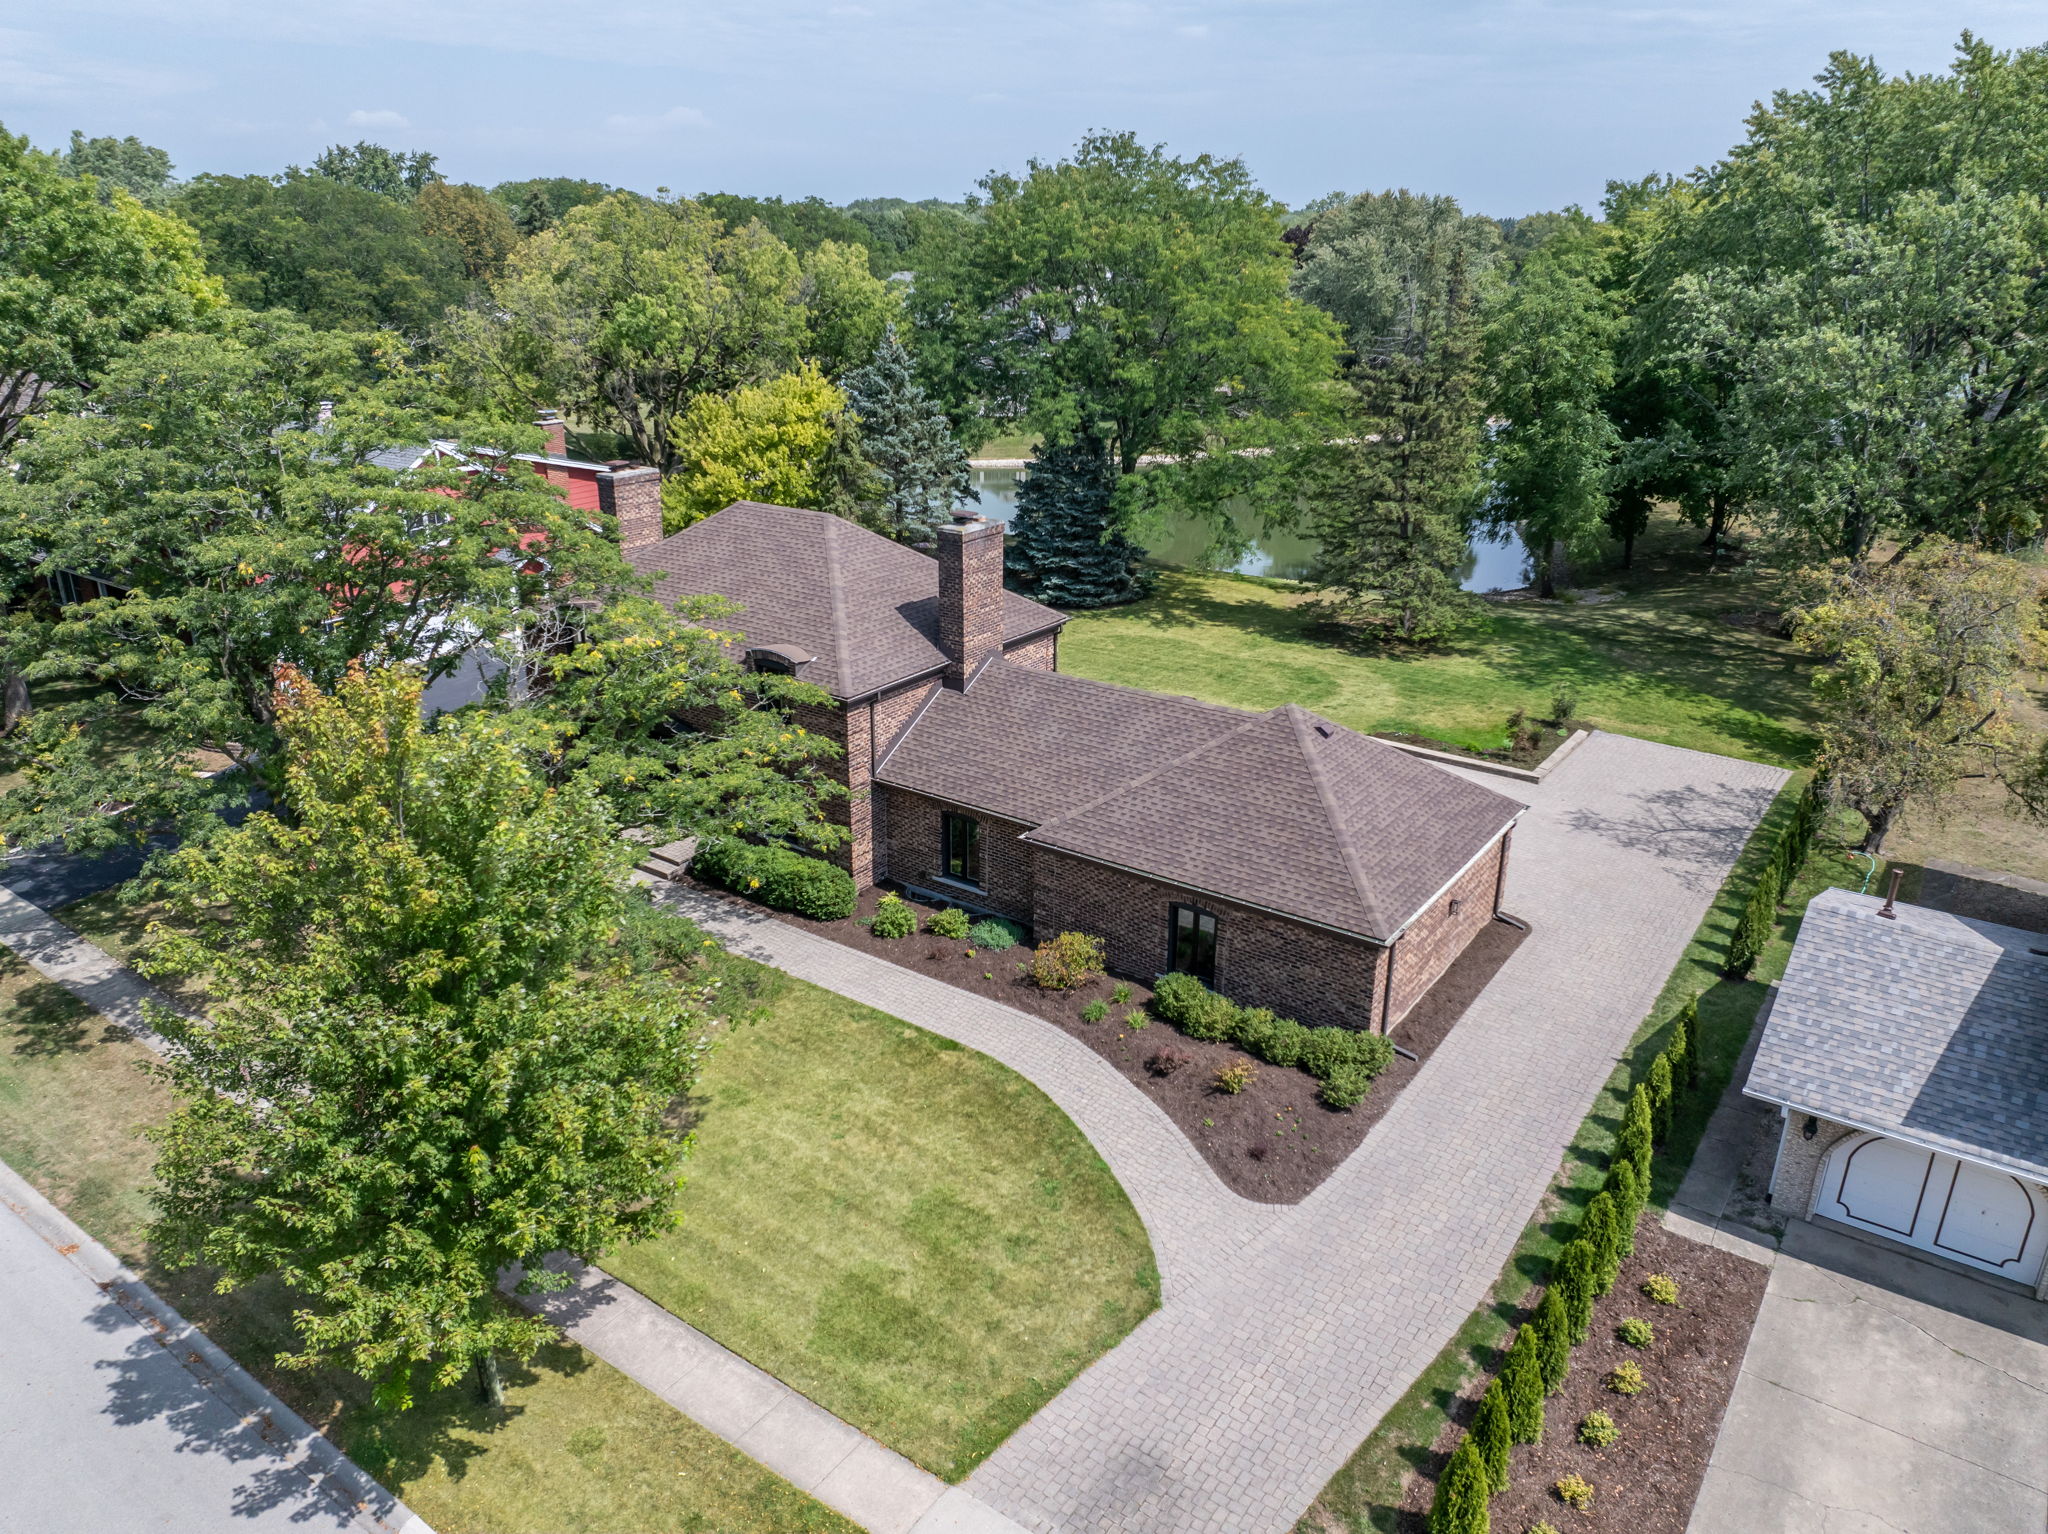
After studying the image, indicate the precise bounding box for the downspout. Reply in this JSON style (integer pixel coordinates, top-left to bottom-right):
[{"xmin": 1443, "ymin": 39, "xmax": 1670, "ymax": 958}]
[{"xmin": 1380, "ymin": 940, "xmax": 1397, "ymax": 1035}]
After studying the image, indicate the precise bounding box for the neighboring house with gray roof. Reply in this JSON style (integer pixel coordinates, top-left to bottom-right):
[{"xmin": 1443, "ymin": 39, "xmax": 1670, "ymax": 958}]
[
  {"xmin": 625, "ymin": 498, "xmax": 1525, "ymax": 1033},
  {"xmin": 1746, "ymin": 886, "xmax": 2048, "ymax": 1295}
]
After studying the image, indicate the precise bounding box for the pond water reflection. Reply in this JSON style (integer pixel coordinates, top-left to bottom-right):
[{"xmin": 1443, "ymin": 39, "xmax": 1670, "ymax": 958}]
[{"xmin": 963, "ymin": 465, "xmax": 1531, "ymax": 593}]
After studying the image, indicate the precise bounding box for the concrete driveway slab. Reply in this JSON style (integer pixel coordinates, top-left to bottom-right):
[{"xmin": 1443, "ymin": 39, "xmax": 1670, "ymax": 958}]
[{"xmin": 1691, "ymin": 1218, "xmax": 2048, "ymax": 1534}]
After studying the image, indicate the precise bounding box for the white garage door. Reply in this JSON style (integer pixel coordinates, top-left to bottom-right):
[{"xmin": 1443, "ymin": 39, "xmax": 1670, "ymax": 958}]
[{"xmin": 1819, "ymin": 1132, "xmax": 2047, "ymax": 1286}]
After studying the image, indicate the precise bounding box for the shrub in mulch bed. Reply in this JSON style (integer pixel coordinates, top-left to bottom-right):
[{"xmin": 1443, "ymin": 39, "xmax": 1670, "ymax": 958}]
[
  {"xmin": 684, "ymin": 878, "xmax": 1525, "ymax": 1203},
  {"xmin": 1404, "ymin": 998, "xmax": 1771, "ymax": 1534}
]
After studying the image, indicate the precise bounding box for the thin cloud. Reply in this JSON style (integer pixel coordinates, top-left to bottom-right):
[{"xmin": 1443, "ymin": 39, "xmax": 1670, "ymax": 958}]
[
  {"xmin": 602, "ymin": 104, "xmax": 710, "ymax": 135},
  {"xmin": 346, "ymin": 107, "xmax": 411, "ymax": 128}
]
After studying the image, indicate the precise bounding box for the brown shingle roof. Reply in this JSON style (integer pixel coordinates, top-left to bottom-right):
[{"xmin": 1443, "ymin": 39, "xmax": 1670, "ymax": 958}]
[
  {"xmin": 879, "ymin": 664, "xmax": 1521, "ymax": 942},
  {"xmin": 626, "ymin": 502, "xmax": 1065, "ymax": 699}
]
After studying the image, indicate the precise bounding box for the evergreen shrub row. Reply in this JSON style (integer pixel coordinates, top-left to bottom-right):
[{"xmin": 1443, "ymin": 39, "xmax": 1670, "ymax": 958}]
[
  {"xmin": 691, "ymin": 839, "xmax": 857, "ymax": 920},
  {"xmin": 1726, "ymin": 779, "xmax": 1827, "ymax": 977},
  {"xmin": 1428, "ymin": 1000, "xmax": 1704, "ymax": 1534},
  {"xmin": 1149, "ymin": 972, "xmax": 1394, "ymax": 1108}
]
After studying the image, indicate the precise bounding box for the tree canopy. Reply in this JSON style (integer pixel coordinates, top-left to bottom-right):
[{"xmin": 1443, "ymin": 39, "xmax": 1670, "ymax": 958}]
[
  {"xmin": 0, "ymin": 311, "xmax": 630, "ymax": 851},
  {"xmin": 144, "ymin": 665, "xmax": 714, "ymax": 1410},
  {"xmin": 663, "ymin": 364, "xmax": 870, "ymax": 528},
  {"xmin": 840, "ymin": 326, "xmax": 976, "ymax": 541},
  {"xmin": 307, "ymin": 141, "xmax": 441, "ymax": 198},
  {"xmin": 174, "ymin": 172, "xmax": 471, "ymax": 335},
  {"xmin": 0, "ymin": 124, "xmax": 222, "ymax": 448},
  {"xmin": 1291, "ymin": 189, "xmax": 1503, "ymax": 359},
  {"xmin": 58, "ymin": 129, "xmax": 178, "ymax": 205}
]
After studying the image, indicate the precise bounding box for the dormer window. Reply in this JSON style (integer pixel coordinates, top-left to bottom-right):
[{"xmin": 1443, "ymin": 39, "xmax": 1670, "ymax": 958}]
[{"xmin": 746, "ymin": 643, "xmax": 814, "ymax": 677}]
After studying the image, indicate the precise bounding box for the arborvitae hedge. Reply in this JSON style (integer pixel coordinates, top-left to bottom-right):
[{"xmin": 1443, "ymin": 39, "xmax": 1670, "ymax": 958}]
[
  {"xmin": 1648, "ymin": 1054, "xmax": 1675, "ymax": 1143},
  {"xmin": 1470, "ymin": 1381, "xmax": 1513, "ymax": 1493},
  {"xmin": 1503, "ymin": 1326, "xmax": 1546, "ymax": 1444},
  {"xmin": 1429, "ymin": 1437, "xmax": 1493, "ymax": 1534},
  {"xmin": 1533, "ymin": 1287, "xmax": 1573, "ymax": 1392},
  {"xmin": 1582, "ymin": 1190, "xmax": 1622, "ymax": 1293}
]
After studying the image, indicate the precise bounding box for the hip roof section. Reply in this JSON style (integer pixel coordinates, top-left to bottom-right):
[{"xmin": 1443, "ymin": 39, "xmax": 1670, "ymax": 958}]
[
  {"xmin": 879, "ymin": 662, "xmax": 1522, "ymax": 943},
  {"xmin": 627, "ymin": 502, "xmax": 1067, "ymax": 699}
]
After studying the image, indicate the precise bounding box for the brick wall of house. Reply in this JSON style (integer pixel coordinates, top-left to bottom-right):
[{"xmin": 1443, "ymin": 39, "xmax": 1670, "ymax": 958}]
[
  {"xmin": 1386, "ymin": 832, "xmax": 1510, "ymax": 1025},
  {"xmin": 1028, "ymin": 849, "xmax": 1386, "ymax": 1030},
  {"xmin": 873, "ymin": 677, "xmax": 939, "ymax": 758},
  {"xmin": 786, "ymin": 699, "xmax": 870, "ymax": 883},
  {"xmin": 1005, "ymin": 631, "xmax": 1058, "ymax": 671},
  {"xmin": 876, "ymin": 787, "xmax": 1035, "ymax": 920}
]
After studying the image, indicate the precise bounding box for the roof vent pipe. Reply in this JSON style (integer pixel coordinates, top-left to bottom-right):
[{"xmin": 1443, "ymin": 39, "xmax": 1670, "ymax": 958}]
[{"xmin": 1877, "ymin": 867, "xmax": 1902, "ymax": 919}]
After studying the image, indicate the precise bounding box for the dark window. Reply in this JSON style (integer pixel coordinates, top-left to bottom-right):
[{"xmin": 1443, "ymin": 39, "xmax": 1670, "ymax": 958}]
[
  {"xmin": 942, "ymin": 812, "xmax": 982, "ymax": 887},
  {"xmin": 1168, "ymin": 904, "xmax": 1218, "ymax": 985},
  {"xmin": 750, "ymin": 650, "xmax": 795, "ymax": 675}
]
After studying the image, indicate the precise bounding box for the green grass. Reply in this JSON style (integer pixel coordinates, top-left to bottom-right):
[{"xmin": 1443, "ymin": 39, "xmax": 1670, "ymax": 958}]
[
  {"xmin": 44, "ymin": 894, "xmax": 1157, "ymax": 1493},
  {"xmin": 1065, "ymin": 513, "xmax": 1817, "ymax": 767},
  {"xmin": 1299, "ymin": 775, "xmax": 1893, "ymax": 1532},
  {"xmin": 970, "ymin": 431, "xmax": 1040, "ymax": 461},
  {"xmin": 0, "ymin": 945, "xmax": 861, "ymax": 1534},
  {"xmin": 607, "ymin": 960, "xmax": 1160, "ymax": 1481}
]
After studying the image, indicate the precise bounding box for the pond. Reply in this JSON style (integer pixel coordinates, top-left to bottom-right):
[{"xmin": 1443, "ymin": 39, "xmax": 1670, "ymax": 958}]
[{"xmin": 963, "ymin": 465, "xmax": 1531, "ymax": 593}]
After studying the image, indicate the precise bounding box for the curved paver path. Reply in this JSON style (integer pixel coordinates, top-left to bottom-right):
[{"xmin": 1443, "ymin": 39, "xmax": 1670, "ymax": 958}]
[
  {"xmin": 958, "ymin": 731, "xmax": 1787, "ymax": 1533},
  {"xmin": 656, "ymin": 886, "xmax": 1283, "ymax": 1298}
]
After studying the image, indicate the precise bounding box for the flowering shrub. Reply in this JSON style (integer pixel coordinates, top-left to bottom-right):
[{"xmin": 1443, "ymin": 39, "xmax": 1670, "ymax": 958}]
[{"xmin": 1030, "ymin": 931, "xmax": 1106, "ymax": 990}]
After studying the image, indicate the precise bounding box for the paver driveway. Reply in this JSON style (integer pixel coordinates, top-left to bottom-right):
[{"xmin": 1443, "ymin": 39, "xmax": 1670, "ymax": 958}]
[{"xmin": 960, "ymin": 732, "xmax": 1785, "ymax": 1533}]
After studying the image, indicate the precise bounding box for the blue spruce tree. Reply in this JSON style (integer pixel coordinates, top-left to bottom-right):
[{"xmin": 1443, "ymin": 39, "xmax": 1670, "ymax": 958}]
[
  {"xmin": 1007, "ymin": 427, "xmax": 1146, "ymax": 608},
  {"xmin": 839, "ymin": 326, "xmax": 976, "ymax": 542}
]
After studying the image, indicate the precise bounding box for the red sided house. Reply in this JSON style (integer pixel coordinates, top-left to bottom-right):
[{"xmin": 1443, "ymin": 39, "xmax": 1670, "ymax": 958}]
[{"xmin": 627, "ymin": 499, "xmax": 1525, "ymax": 1034}]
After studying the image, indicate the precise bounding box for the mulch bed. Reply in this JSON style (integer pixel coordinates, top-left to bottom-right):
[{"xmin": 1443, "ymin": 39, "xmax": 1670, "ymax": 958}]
[
  {"xmin": 1396, "ymin": 1219, "xmax": 1770, "ymax": 1533},
  {"xmin": 683, "ymin": 878, "xmax": 1525, "ymax": 1204}
]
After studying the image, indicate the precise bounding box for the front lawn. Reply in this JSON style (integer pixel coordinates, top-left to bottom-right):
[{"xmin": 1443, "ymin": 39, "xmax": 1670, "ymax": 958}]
[
  {"xmin": 1063, "ymin": 512, "xmax": 1818, "ymax": 767},
  {"xmin": 0, "ymin": 948, "xmax": 858, "ymax": 1534},
  {"xmin": 606, "ymin": 955, "xmax": 1159, "ymax": 1481},
  {"xmin": 49, "ymin": 890, "xmax": 1159, "ymax": 1489}
]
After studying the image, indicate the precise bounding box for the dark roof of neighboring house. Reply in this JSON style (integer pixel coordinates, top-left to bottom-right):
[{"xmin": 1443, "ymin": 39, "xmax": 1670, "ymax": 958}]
[
  {"xmin": 1744, "ymin": 888, "xmax": 2048, "ymax": 1183},
  {"xmin": 878, "ymin": 662, "xmax": 1522, "ymax": 943},
  {"xmin": 627, "ymin": 502, "xmax": 1068, "ymax": 699}
]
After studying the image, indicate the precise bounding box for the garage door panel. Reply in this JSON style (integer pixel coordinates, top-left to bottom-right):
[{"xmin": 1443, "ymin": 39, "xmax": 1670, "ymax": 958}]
[
  {"xmin": 1931, "ymin": 1161, "xmax": 2040, "ymax": 1272},
  {"xmin": 1830, "ymin": 1137, "xmax": 1935, "ymax": 1238}
]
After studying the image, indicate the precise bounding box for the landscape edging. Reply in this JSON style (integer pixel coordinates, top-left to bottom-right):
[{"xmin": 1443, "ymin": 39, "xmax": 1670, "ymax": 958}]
[
  {"xmin": 1371, "ymin": 728, "xmax": 1590, "ymax": 784},
  {"xmin": 0, "ymin": 1123, "xmax": 432, "ymax": 1534}
]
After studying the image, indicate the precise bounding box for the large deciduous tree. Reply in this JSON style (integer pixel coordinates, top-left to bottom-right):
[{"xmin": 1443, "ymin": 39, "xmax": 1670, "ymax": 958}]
[
  {"xmin": 144, "ymin": 666, "xmax": 711, "ymax": 1411},
  {"xmin": 1794, "ymin": 541, "xmax": 2046, "ymax": 852},
  {"xmin": 0, "ymin": 123, "xmax": 222, "ymax": 448},
  {"xmin": 58, "ymin": 129, "xmax": 178, "ymax": 206},
  {"xmin": 307, "ymin": 141, "xmax": 441, "ymax": 198},
  {"xmin": 663, "ymin": 364, "xmax": 877, "ymax": 529},
  {"xmin": 1630, "ymin": 38, "xmax": 2048, "ymax": 561},
  {"xmin": 441, "ymin": 194, "xmax": 809, "ymax": 473},
  {"xmin": 1482, "ymin": 215, "xmax": 1621, "ymax": 598},
  {"xmin": 173, "ymin": 172, "xmax": 470, "ymax": 335},
  {"xmin": 909, "ymin": 131, "xmax": 1339, "ymax": 562},
  {"xmin": 0, "ymin": 311, "xmax": 631, "ymax": 852},
  {"xmin": 1290, "ymin": 189, "xmax": 1503, "ymax": 360},
  {"xmin": 839, "ymin": 326, "xmax": 975, "ymax": 542},
  {"xmin": 414, "ymin": 180, "xmax": 521, "ymax": 282}
]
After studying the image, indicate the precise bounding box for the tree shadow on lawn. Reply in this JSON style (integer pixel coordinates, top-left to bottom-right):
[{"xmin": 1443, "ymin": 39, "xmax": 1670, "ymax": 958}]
[{"xmin": 7, "ymin": 975, "xmax": 100, "ymax": 1056}]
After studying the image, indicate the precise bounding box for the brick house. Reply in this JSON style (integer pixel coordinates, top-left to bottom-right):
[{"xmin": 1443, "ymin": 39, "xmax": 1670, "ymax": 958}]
[{"xmin": 627, "ymin": 499, "xmax": 1525, "ymax": 1034}]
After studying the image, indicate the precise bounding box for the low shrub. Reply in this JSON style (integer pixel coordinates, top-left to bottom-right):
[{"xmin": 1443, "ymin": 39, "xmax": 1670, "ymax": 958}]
[
  {"xmin": 1554, "ymin": 1473, "xmax": 1595, "ymax": 1512},
  {"xmin": 1081, "ymin": 999, "xmax": 1109, "ymax": 1024},
  {"xmin": 1529, "ymin": 1525, "xmax": 1562, "ymax": 1534},
  {"xmin": 692, "ymin": 839, "xmax": 856, "ymax": 920},
  {"xmin": 925, "ymin": 905, "xmax": 971, "ymax": 940},
  {"xmin": 1146, "ymin": 1049, "xmax": 1189, "ymax": 1077},
  {"xmin": 1213, "ymin": 1058, "xmax": 1257, "ymax": 1094},
  {"xmin": 1112, "ymin": 981, "xmax": 1132, "ymax": 1005},
  {"xmin": 1641, "ymin": 1273, "xmax": 1680, "ymax": 1306},
  {"xmin": 1031, "ymin": 930, "xmax": 1106, "ymax": 990},
  {"xmin": 1605, "ymin": 1360, "xmax": 1645, "ymax": 1395},
  {"xmin": 868, "ymin": 893, "xmax": 917, "ymax": 939},
  {"xmin": 1551, "ymin": 688, "xmax": 1580, "ymax": 728},
  {"xmin": 1616, "ymin": 1317, "xmax": 1655, "ymax": 1349},
  {"xmin": 1149, "ymin": 972, "xmax": 1393, "ymax": 1102},
  {"xmin": 1577, "ymin": 1411, "xmax": 1618, "ymax": 1448},
  {"xmin": 1124, "ymin": 1008, "xmax": 1150, "ymax": 1030},
  {"xmin": 968, "ymin": 916, "xmax": 1025, "ymax": 951}
]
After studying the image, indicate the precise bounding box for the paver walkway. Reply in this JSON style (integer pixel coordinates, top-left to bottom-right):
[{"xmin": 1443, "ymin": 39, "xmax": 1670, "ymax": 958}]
[{"xmin": 670, "ymin": 731, "xmax": 1784, "ymax": 1532}]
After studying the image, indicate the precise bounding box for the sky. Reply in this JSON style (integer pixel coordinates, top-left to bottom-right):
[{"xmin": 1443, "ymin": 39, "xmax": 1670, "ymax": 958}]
[{"xmin": 7, "ymin": 2, "xmax": 2048, "ymax": 216}]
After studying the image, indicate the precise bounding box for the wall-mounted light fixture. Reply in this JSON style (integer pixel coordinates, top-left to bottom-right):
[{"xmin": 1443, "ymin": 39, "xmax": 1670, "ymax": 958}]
[{"xmin": 1802, "ymin": 1115, "xmax": 1819, "ymax": 1140}]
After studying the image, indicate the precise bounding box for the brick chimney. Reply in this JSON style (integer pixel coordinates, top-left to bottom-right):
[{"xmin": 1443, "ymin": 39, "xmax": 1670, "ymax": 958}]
[
  {"xmin": 937, "ymin": 509, "xmax": 1005, "ymax": 687},
  {"xmin": 599, "ymin": 465, "xmax": 664, "ymax": 550},
  {"xmin": 534, "ymin": 408, "xmax": 568, "ymax": 458}
]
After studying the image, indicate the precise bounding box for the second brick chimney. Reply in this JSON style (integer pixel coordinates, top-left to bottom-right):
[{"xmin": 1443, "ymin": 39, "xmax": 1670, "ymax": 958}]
[
  {"xmin": 937, "ymin": 509, "xmax": 1005, "ymax": 688},
  {"xmin": 534, "ymin": 408, "xmax": 568, "ymax": 459},
  {"xmin": 599, "ymin": 464, "xmax": 664, "ymax": 550}
]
